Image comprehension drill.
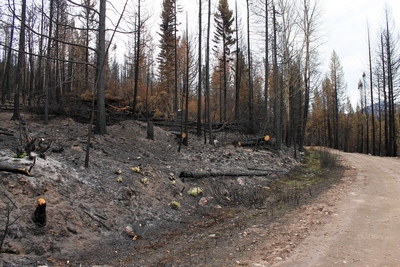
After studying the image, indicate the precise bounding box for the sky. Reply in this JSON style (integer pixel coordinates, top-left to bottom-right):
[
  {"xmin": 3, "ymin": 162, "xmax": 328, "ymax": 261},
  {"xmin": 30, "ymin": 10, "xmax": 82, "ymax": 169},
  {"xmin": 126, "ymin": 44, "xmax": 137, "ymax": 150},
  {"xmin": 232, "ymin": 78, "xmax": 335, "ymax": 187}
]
[
  {"xmin": 113, "ymin": 0, "xmax": 400, "ymax": 108},
  {"xmin": 320, "ymin": 0, "xmax": 400, "ymax": 107}
]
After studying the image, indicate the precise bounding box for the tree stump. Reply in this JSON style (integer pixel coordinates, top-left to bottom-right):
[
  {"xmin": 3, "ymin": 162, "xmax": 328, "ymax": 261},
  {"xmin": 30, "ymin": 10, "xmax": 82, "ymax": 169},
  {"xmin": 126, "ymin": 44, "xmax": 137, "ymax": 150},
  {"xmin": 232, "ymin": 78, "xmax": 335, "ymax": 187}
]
[
  {"xmin": 32, "ymin": 198, "xmax": 46, "ymax": 227},
  {"xmin": 147, "ymin": 121, "xmax": 154, "ymax": 140}
]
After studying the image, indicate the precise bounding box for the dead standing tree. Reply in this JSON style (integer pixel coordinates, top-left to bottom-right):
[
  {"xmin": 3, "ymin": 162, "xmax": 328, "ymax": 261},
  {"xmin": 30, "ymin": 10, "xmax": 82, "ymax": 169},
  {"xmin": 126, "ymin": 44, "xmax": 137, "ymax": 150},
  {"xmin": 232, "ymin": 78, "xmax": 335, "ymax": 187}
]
[
  {"xmin": 85, "ymin": 0, "xmax": 128, "ymax": 167},
  {"xmin": 11, "ymin": 0, "xmax": 27, "ymax": 121},
  {"xmin": 196, "ymin": 0, "xmax": 203, "ymax": 136},
  {"xmin": 205, "ymin": 0, "xmax": 214, "ymax": 145}
]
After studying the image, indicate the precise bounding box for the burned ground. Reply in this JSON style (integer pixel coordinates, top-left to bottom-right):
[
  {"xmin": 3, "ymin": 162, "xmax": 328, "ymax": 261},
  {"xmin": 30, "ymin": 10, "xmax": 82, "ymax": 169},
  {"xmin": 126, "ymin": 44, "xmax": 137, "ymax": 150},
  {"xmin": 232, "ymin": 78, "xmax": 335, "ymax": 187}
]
[{"xmin": 0, "ymin": 112, "xmax": 347, "ymax": 266}]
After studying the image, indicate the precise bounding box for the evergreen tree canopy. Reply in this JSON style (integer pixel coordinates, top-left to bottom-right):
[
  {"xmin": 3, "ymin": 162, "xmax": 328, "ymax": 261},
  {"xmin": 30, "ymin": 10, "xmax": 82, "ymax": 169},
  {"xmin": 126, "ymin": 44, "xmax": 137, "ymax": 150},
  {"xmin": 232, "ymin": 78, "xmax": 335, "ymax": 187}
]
[
  {"xmin": 213, "ymin": 0, "xmax": 235, "ymax": 57},
  {"xmin": 157, "ymin": 0, "xmax": 177, "ymax": 94}
]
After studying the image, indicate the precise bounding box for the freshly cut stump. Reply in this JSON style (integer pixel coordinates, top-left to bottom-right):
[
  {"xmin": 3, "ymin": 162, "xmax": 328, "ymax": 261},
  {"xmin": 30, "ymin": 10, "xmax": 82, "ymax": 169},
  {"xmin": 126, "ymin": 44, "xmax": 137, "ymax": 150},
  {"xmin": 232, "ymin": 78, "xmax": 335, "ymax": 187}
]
[{"xmin": 32, "ymin": 197, "xmax": 46, "ymax": 227}]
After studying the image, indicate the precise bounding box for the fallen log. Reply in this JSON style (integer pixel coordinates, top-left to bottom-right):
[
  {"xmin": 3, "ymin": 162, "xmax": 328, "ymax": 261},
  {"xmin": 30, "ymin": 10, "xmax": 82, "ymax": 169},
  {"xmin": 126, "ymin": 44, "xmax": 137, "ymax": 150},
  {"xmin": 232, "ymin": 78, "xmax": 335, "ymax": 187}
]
[
  {"xmin": 170, "ymin": 131, "xmax": 182, "ymax": 137},
  {"xmin": 108, "ymin": 104, "xmax": 131, "ymax": 112},
  {"xmin": 0, "ymin": 157, "xmax": 36, "ymax": 176},
  {"xmin": 247, "ymin": 167, "xmax": 284, "ymax": 172},
  {"xmin": 232, "ymin": 135, "xmax": 270, "ymax": 147},
  {"xmin": 79, "ymin": 205, "xmax": 111, "ymax": 231},
  {"xmin": 179, "ymin": 170, "xmax": 273, "ymax": 180},
  {"xmin": 0, "ymin": 164, "xmax": 31, "ymax": 175}
]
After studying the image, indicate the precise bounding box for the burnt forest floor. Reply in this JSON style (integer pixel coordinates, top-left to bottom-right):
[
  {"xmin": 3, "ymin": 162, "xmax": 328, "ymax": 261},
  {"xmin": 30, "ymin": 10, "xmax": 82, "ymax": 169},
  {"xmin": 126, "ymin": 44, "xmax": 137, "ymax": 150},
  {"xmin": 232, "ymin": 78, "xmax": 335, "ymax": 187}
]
[{"xmin": 0, "ymin": 111, "xmax": 349, "ymax": 267}]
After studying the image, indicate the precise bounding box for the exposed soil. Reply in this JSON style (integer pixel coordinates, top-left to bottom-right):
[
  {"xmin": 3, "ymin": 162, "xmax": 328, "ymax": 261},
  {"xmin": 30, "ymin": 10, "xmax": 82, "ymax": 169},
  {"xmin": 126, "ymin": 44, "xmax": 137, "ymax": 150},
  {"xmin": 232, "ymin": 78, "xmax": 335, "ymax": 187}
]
[
  {"xmin": 272, "ymin": 152, "xmax": 400, "ymax": 267},
  {"xmin": 0, "ymin": 112, "xmax": 347, "ymax": 266}
]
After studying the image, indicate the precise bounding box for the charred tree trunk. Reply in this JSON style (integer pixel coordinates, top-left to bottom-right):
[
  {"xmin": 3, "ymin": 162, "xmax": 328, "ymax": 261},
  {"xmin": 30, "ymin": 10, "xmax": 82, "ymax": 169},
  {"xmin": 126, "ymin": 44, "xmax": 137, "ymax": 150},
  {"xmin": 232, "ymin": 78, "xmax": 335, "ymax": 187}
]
[
  {"xmin": 132, "ymin": 0, "xmax": 141, "ymax": 114},
  {"xmin": 272, "ymin": 4, "xmax": 281, "ymax": 150},
  {"xmin": 1, "ymin": 0, "xmax": 15, "ymax": 104},
  {"xmin": 196, "ymin": 0, "xmax": 202, "ymax": 136},
  {"xmin": 95, "ymin": 0, "xmax": 107, "ymax": 134},
  {"xmin": 180, "ymin": 170, "xmax": 275, "ymax": 180},
  {"xmin": 147, "ymin": 121, "xmax": 154, "ymax": 140},
  {"xmin": 44, "ymin": 0, "xmax": 54, "ymax": 125},
  {"xmin": 367, "ymin": 24, "xmax": 376, "ymax": 155},
  {"xmin": 183, "ymin": 14, "xmax": 189, "ymax": 146},
  {"xmin": 246, "ymin": 0, "xmax": 254, "ymax": 133},
  {"xmin": 205, "ymin": 0, "xmax": 214, "ymax": 145},
  {"xmin": 12, "ymin": 0, "xmax": 27, "ymax": 121}
]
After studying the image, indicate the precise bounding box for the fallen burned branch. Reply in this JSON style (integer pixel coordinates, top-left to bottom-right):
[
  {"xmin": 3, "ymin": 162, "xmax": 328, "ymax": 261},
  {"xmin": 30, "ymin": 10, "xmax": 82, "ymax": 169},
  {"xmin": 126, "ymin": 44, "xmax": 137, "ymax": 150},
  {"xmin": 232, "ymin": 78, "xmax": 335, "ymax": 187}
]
[
  {"xmin": 108, "ymin": 104, "xmax": 131, "ymax": 112},
  {"xmin": 0, "ymin": 157, "xmax": 36, "ymax": 176},
  {"xmin": 79, "ymin": 206, "xmax": 111, "ymax": 231},
  {"xmin": 247, "ymin": 167, "xmax": 284, "ymax": 172},
  {"xmin": 179, "ymin": 171, "xmax": 273, "ymax": 180},
  {"xmin": 232, "ymin": 135, "xmax": 271, "ymax": 148},
  {"xmin": 0, "ymin": 130, "xmax": 13, "ymax": 136},
  {"xmin": 13, "ymin": 123, "xmax": 53, "ymax": 159},
  {"xmin": 37, "ymin": 138, "xmax": 52, "ymax": 159}
]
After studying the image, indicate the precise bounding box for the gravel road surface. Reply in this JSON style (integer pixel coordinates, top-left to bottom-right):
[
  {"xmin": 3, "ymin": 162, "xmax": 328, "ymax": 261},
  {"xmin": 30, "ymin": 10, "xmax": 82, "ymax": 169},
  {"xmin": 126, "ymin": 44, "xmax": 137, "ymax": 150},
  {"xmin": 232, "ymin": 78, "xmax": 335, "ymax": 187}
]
[{"xmin": 274, "ymin": 152, "xmax": 400, "ymax": 267}]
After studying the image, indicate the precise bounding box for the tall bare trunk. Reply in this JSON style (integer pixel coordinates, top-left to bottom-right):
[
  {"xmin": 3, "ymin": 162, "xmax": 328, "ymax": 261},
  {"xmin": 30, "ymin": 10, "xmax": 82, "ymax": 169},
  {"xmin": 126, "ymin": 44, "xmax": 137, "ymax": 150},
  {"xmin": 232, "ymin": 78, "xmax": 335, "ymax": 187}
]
[
  {"xmin": 1, "ymin": 0, "xmax": 15, "ymax": 104},
  {"xmin": 206, "ymin": 0, "xmax": 213, "ymax": 145},
  {"xmin": 95, "ymin": 0, "xmax": 107, "ymax": 134},
  {"xmin": 196, "ymin": 0, "xmax": 202, "ymax": 136},
  {"xmin": 246, "ymin": 0, "xmax": 254, "ymax": 133},
  {"xmin": 367, "ymin": 24, "xmax": 376, "ymax": 155},
  {"xmin": 183, "ymin": 13, "xmax": 189, "ymax": 146},
  {"xmin": 234, "ymin": 0, "xmax": 240, "ymax": 121},
  {"xmin": 44, "ymin": 0, "xmax": 54, "ymax": 125},
  {"xmin": 12, "ymin": 0, "xmax": 27, "ymax": 121},
  {"xmin": 173, "ymin": 0, "xmax": 178, "ymax": 113},
  {"xmin": 264, "ymin": 0, "xmax": 269, "ymax": 124},
  {"xmin": 133, "ymin": 0, "xmax": 141, "ymax": 114},
  {"xmin": 272, "ymin": 3, "xmax": 281, "ymax": 150},
  {"xmin": 300, "ymin": 0, "xmax": 310, "ymax": 150}
]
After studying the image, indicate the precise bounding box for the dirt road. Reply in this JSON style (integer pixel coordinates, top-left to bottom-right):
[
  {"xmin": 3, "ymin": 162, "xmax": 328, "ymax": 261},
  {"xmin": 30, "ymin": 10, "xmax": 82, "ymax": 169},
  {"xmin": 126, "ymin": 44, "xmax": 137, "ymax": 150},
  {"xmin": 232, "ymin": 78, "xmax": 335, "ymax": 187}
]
[{"xmin": 271, "ymin": 152, "xmax": 400, "ymax": 267}]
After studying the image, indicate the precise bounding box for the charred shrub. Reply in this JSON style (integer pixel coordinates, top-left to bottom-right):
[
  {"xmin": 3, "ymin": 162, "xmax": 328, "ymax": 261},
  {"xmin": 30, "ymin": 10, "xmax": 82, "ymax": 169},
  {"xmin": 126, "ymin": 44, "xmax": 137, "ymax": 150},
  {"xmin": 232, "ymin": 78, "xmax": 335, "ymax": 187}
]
[
  {"xmin": 319, "ymin": 150, "xmax": 337, "ymax": 169},
  {"xmin": 307, "ymin": 148, "xmax": 338, "ymax": 171},
  {"xmin": 209, "ymin": 179, "xmax": 271, "ymax": 208}
]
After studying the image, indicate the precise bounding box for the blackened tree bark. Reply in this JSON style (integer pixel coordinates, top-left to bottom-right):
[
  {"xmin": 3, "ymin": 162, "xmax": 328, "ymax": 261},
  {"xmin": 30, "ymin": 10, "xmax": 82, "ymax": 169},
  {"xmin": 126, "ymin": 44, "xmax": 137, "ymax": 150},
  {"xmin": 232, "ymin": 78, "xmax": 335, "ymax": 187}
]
[
  {"xmin": 183, "ymin": 13, "xmax": 190, "ymax": 146},
  {"xmin": 234, "ymin": 0, "xmax": 240, "ymax": 121},
  {"xmin": 95, "ymin": 0, "xmax": 107, "ymax": 134},
  {"xmin": 246, "ymin": 0, "xmax": 254, "ymax": 133},
  {"xmin": 264, "ymin": 0, "xmax": 269, "ymax": 126},
  {"xmin": 84, "ymin": 0, "xmax": 94, "ymax": 91},
  {"xmin": 196, "ymin": 0, "xmax": 202, "ymax": 136},
  {"xmin": 11, "ymin": 0, "xmax": 27, "ymax": 121},
  {"xmin": 367, "ymin": 23, "xmax": 376, "ymax": 155},
  {"xmin": 44, "ymin": 0, "xmax": 54, "ymax": 125},
  {"xmin": 206, "ymin": 0, "xmax": 214, "ymax": 145},
  {"xmin": 272, "ymin": 3, "xmax": 281, "ymax": 150},
  {"xmin": 173, "ymin": 0, "xmax": 179, "ymax": 113},
  {"xmin": 299, "ymin": 0, "xmax": 321, "ymax": 150},
  {"xmin": 1, "ymin": 0, "xmax": 15, "ymax": 104},
  {"xmin": 380, "ymin": 32, "xmax": 388, "ymax": 155},
  {"xmin": 384, "ymin": 8, "xmax": 397, "ymax": 156},
  {"xmin": 132, "ymin": 0, "xmax": 142, "ymax": 114}
]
